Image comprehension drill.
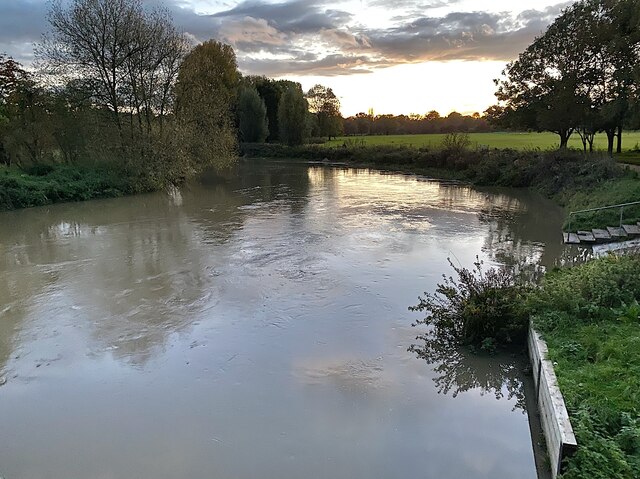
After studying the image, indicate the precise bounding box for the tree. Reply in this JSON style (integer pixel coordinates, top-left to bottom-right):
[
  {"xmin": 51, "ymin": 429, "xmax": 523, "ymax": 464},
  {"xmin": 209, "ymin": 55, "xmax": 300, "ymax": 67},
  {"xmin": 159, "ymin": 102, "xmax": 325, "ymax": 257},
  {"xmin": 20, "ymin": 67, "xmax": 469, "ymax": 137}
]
[
  {"xmin": 278, "ymin": 84, "xmax": 308, "ymax": 146},
  {"xmin": 493, "ymin": 15, "xmax": 586, "ymax": 149},
  {"xmin": 0, "ymin": 54, "xmax": 31, "ymax": 164},
  {"xmin": 306, "ymin": 84, "xmax": 343, "ymax": 139},
  {"xmin": 246, "ymin": 77, "xmax": 283, "ymax": 142},
  {"xmin": 39, "ymin": 0, "xmax": 188, "ymax": 160},
  {"xmin": 373, "ymin": 114, "xmax": 397, "ymax": 135},
  {"xmin": 0, "ymin": 55, "xmax": 57, "ymax": 166},
  {"xmin": 237, "ymin": 86, "xmax": 268, "ymax": 143},
  {"xmin": 492, "ymin": 0, "xmax": 640, "ymax": 153},
  {"xmin": 355, "ymin": 112, "xmax": 373, "ymax": 135},
  {"xmin": 174, "ymin": 40, "xmax": 239, "ymax": 171},
  {"xmin": 0, "ymin": 54, "xmax": 30, "ymax": 103},
  {"xmin": 425, "ymin": 110, "xmax": 441, "ymax": 121}
]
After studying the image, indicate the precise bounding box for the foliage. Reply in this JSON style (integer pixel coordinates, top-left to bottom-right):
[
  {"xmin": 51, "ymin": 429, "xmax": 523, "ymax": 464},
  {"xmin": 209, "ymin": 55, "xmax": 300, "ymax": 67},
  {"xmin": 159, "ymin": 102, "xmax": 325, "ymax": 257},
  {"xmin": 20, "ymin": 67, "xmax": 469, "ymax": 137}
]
[
  {"xmin": 530, "ymin": 253, "xmax": 640, "ymax": 478},
  {"xmin": 342, "ymin": 110, "xmax": 491, "ymax": 136},
  {"xmin": 278, "ymin": 84, "xmax": 309, "ymax": 146},
  {"xmin": 0, "ymin": 164, "xmax": 146, "ymax": 210},
  {"xmin": 409, "ymin": 258, "xmax": 532, "ymax": 352},
  {"xmin": 441, "ymin": 132, "xmax": 471, "ymax": 155},
  {"xmin": 237, "ymin": 86, "xmax": 268, "ymax": 143},
  {"xmin": 40, "ymin": 0, "xmax": 189, "ymax": 162},
  {"xmin": 410, "ymin": 250, "xmax": 640, "ymax": 478},
  {"xmin": 0, "ymin": 0, "xmax": 239, "ymax": 192},
  {"xmin": 306, "ymin": 84, "xmax": 343, "ymax": 139},
  {"xmin": 244, "ymin": 76, "xmax": 299, "ymax": 143},
  {"xmin": 242, "ymin": 141, "xmax": 626, "ymax": 190},
  {"xmin": 491, "ymin": 0, "xmax": 640, "ymax": 154},
  {"xmin": 174, "ymin": 40, "xmax": 239, "ymax": 171}
]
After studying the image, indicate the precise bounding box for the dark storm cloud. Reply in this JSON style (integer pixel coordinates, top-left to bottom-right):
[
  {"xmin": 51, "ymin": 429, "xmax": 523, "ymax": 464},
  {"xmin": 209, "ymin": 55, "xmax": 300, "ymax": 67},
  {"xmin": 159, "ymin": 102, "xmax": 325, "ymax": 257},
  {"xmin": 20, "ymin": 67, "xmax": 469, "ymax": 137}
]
[
  {"xmin": 212, "ymin": 0, "xmax": 353, "ymax": 33},
  {"xmin": 0, "ymin": 0, "xmax": 572, "ymax": 76},
  {"xmin": 371, "ymin": 0, "xmax": 463, "ymax": 10},
  {"xmin": 240, "ymin": 53, "xmax": 394, "ymax": 77}
]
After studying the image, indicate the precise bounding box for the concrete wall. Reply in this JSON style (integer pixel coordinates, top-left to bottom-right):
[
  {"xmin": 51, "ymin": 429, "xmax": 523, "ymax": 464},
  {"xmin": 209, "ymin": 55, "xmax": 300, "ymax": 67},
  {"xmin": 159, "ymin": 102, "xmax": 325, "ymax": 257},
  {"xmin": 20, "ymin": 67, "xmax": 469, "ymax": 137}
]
[{"xmin": 528, "ymin": 328, "xmax": 577, "ymax": 479}]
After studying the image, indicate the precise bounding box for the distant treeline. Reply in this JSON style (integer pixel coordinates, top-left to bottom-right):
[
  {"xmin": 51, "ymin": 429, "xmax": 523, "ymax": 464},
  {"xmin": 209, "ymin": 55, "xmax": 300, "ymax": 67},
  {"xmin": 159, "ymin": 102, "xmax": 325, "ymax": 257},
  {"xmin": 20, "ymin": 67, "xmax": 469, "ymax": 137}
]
[{"xmin": 341, "ymin": 111, "xmax": 492, "ymax": 136}]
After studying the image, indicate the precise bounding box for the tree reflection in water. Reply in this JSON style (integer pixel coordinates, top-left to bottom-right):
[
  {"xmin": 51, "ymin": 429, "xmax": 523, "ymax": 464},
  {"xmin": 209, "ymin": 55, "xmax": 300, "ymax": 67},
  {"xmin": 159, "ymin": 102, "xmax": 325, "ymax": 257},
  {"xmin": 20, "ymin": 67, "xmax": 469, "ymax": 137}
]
[{"xmin": 409, "ymin": 338, "xmax": 527, "ymax": 411}]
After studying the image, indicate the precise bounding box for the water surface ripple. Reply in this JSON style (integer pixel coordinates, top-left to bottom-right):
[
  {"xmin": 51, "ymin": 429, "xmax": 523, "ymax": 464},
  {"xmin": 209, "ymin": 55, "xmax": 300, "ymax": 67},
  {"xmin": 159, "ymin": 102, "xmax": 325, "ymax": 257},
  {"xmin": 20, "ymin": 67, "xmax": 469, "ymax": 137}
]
[{"xmin": 0, "ymin": 162, "xmax": 567, "ymax": 478}]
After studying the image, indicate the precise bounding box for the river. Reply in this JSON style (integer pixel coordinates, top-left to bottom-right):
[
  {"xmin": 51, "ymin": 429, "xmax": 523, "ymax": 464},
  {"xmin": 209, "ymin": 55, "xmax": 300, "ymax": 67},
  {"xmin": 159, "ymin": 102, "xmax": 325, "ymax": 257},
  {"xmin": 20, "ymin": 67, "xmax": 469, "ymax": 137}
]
[{"xmin": 0, "ymin": 160, "xmax": 572, "ymax": 478}]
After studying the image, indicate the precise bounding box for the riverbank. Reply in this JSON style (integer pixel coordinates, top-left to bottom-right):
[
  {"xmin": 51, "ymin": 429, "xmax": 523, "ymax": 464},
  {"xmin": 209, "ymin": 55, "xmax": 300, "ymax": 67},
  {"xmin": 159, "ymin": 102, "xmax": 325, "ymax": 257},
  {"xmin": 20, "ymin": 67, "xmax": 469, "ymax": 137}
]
[
  {"xmin": 529, "ymin": 253, "xmax": 640, "ymax": 478},
  {"xmin": 241, "ymin": 143, "xmax": 640, "ymax": 230},
  {"xmin": 0, "ymin": 164, "xmax": 159, "ymax": 211},
  {"xmin": 4, "ymin": 144, "xmax": 639, "ymax": 230}
]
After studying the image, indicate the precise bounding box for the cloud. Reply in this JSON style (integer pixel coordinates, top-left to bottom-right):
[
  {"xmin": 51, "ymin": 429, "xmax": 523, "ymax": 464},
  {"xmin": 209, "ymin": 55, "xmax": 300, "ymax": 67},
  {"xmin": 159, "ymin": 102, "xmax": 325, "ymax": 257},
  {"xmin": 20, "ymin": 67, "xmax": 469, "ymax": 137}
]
[
  {"xmin": 0, "ymin": 0, "xmax": 571, "ymax": 77},
  {"xmin": 0, "ymin": 0, "xmax": 49, "ymax": 62},
  {"xmin": 213, "ymin": 1, "xmax": 570, "ymax": 76}
]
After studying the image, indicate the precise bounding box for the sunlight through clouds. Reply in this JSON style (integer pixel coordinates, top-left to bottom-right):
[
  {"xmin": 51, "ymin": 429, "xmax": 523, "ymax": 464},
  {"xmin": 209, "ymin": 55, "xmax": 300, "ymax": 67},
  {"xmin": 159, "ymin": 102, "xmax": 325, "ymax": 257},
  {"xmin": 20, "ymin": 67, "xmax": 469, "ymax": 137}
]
[{"xmin": 0, "ymin": 0, "xmax": 572, "ymax": 114}]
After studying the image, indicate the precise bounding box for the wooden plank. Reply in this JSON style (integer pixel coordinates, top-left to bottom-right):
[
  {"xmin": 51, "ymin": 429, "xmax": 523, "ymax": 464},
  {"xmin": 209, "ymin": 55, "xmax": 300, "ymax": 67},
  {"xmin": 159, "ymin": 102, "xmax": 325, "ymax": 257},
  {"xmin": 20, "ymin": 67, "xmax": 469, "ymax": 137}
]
[
  {"xmin": 564, "ymin": 233, "xmax": 580, "ymax": 244},
  {"xmin": 607, "ymin": 226, "xmax": 628, "ymax": 238},
  {"xmin": 592, "ymin": 229, "xmax": 611, "ymax": 242},
  {"xmin": 622, "ymin": 224, "xmax": 640, "ymax": 236},
  {"xmin": 529, "ymin": 328, "xmax": 578, "ymax": 479},
  {"xmin": 577, "ymin": 231, "xmax": 596, "ymax": 243}
]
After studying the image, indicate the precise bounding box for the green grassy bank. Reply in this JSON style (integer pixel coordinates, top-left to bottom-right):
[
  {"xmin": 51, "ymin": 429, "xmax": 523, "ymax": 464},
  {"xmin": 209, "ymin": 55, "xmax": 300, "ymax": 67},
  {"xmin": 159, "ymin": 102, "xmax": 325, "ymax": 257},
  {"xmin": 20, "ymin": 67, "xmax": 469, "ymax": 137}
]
[
  {"xmin": 530, "ymin": 254, "xmax": 640, "ymax": 478},
  {"xmin": 242, "ymin": 143, "xmax": 640, "ymax": 230},
  {"xmin": 0, "ymin": 164, "xmax": 154, "ymax": 211}
]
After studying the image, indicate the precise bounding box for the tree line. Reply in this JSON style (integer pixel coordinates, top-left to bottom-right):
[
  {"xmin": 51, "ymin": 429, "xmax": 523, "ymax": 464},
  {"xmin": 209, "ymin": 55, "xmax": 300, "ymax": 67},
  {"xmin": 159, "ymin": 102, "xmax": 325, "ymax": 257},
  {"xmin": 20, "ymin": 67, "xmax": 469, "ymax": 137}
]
[
  {"xmin": 342, "ymin": 111, "xmax": 492, "ymax": 136},
  {"xmin": 487, "ymin": 0, "xmax": 640, "ymax": 155}
]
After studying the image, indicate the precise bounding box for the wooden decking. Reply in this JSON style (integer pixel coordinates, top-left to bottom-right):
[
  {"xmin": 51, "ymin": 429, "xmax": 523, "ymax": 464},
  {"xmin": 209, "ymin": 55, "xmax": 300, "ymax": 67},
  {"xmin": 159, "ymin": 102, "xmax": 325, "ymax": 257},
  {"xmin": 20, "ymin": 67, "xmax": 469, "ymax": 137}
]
[{"xmin": 563, "ymin": 223, "xmax": 640, "ymax": 245}]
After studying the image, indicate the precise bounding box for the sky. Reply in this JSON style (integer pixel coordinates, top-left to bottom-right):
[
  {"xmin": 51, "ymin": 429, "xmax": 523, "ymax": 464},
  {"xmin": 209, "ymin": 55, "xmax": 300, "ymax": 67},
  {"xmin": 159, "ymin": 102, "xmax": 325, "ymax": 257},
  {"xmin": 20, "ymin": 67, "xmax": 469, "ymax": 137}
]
[{"xmin": 0, "ymin": 0, "xmax": 572, "ymax": 116}]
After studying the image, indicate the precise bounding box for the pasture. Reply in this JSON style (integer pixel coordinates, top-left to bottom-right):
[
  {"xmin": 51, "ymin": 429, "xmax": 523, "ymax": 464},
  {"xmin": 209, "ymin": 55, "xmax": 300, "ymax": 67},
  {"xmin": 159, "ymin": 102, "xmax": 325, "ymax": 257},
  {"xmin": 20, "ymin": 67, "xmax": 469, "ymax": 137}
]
[{"xmin": 326, "ymin": 131, "xmax": 640, "ymax": 152}]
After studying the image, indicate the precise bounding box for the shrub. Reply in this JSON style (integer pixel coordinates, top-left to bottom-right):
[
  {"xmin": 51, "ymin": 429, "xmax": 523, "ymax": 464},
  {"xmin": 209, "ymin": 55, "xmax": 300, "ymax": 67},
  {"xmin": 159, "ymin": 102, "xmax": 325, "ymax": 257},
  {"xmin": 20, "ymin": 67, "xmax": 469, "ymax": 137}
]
[
  {"xmin": 409, "ymin": 257, "xmax": 532, "ymax": 353},
  {"xmin": 441, "ymin": 132, "xmax": 471, "ymax": 154},
  {"xmin": 0, "ymin": 164, "xmax": 143, "ymax": 211}
]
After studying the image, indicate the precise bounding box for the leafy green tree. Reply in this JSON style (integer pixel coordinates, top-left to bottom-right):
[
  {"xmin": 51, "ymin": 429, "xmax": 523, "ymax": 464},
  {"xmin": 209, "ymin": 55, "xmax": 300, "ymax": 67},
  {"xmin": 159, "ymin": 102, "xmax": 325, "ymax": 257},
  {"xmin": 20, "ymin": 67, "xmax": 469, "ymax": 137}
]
[
  {"xmin": 306, "ymin": 84, "xmax": 343, "ymax": 139},
  {"xmin": 174, "ymin": 40, "xmax": 239, "ymax": 171},
  {"xmin": 237, "ymin": 86, "xmax": 268, "ymax": 143},
  {"xmin": 278, "ymin": 84, "xmax": 308, "ymax": 146},
  {"xmin": 493, "ymin": 23, "xmax": 586, "ymax": 149},
  {"xmin": 246, "ymin": 76, "xmax": 283, "ymax": 142},
  {"xmin": 492, "ymin": 0, "xmax": 640, "ymax": 154}
]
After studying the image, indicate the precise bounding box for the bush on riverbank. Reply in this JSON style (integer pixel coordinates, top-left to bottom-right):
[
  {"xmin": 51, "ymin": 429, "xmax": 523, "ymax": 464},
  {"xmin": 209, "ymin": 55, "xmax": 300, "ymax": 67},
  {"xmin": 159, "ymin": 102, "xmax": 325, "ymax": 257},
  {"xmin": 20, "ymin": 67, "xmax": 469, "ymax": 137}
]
[
  {"xmin": 410, "ymin": 258, "xmax": 533, "ymax": 354},
  {"xmin": 530, "ymin": 253, "xmax": 640, "ymax": 478},
  {"xmin": 242, "ymin": 143, "xmax": 639, "ymax": 229},
  {"xmin": 0, "ymin": 164, "xmax": 155, "ymax": 211}
]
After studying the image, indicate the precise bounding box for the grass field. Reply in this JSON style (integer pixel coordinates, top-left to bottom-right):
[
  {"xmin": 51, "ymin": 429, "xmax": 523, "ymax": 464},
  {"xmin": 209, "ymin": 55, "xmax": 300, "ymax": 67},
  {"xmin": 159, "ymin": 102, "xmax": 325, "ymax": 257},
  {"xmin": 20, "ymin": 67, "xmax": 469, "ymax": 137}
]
[{"xmin": 326, "ymin": 131, "xmax": 640, "ymax": 152}]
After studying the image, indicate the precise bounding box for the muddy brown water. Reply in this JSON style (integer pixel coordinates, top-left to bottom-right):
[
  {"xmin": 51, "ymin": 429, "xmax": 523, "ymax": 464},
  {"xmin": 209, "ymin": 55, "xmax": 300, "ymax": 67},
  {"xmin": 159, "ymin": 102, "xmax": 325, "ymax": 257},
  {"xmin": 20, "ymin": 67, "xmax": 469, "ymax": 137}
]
[{"xmin": 0, "ymin": 161, "xmax": 572, "ymax": 478}]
